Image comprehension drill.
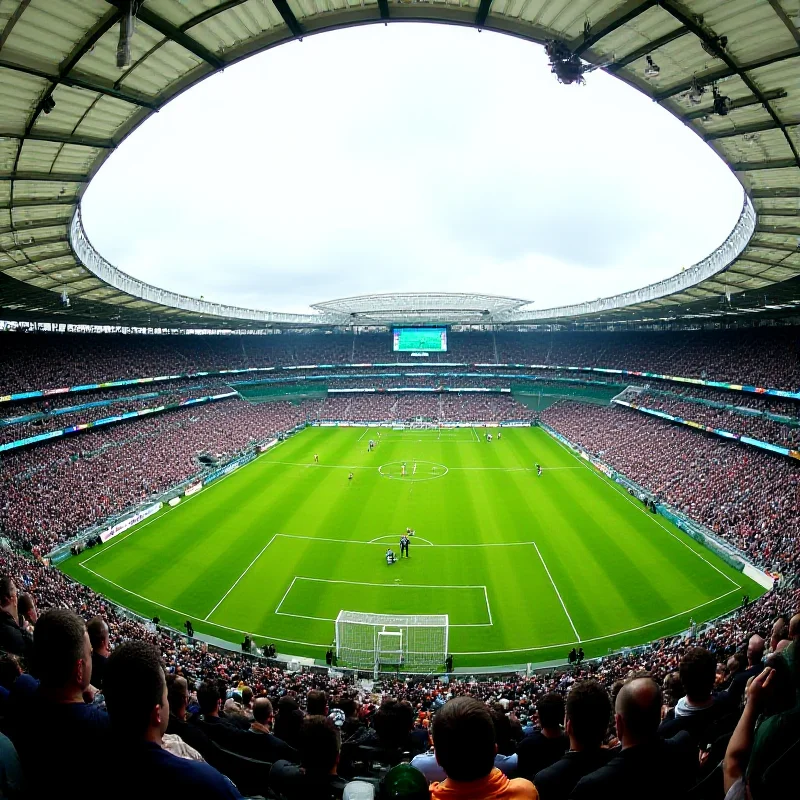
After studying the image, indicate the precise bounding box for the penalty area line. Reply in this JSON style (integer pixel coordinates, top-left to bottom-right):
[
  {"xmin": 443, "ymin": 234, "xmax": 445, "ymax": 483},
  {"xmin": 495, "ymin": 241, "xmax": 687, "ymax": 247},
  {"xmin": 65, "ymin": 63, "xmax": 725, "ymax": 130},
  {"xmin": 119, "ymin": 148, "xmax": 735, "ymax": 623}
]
[{"xmin": 532, "ymin": 542, "xmax": 581, "ymax": 642}]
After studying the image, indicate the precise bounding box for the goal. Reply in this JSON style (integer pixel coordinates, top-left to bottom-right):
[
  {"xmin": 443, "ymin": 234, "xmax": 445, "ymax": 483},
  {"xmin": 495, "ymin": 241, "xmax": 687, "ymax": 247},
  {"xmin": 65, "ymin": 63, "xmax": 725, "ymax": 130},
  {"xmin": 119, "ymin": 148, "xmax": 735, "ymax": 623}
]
[{"xmin": 335, "ymin": 611, "xmax": 449, "ymax": 673}]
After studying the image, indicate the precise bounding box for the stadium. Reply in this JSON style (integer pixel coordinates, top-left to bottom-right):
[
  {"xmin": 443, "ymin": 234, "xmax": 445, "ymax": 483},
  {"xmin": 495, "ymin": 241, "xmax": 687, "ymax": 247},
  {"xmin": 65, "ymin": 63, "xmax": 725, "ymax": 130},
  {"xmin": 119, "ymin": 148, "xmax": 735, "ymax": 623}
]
[{"xmin": 0, "ymin": 1, "xmax": 798, "ymax": 799}]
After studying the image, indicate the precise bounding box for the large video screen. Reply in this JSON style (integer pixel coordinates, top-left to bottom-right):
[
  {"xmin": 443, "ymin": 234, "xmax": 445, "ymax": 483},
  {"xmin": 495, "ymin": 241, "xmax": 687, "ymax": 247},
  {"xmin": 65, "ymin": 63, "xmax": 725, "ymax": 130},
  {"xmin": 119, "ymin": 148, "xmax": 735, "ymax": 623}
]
[{"xmin": 392, "ymin": 327, "xmax": 448, "ymax": 352}]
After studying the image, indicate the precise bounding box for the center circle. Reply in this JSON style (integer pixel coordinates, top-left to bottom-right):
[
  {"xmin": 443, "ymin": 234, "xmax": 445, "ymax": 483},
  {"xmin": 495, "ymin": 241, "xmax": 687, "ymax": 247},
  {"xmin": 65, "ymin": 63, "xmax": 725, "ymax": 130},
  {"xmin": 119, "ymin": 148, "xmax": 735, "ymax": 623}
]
[{"xmin": 378, "ymin": 460, "xmax": 448, "ymax": 482}]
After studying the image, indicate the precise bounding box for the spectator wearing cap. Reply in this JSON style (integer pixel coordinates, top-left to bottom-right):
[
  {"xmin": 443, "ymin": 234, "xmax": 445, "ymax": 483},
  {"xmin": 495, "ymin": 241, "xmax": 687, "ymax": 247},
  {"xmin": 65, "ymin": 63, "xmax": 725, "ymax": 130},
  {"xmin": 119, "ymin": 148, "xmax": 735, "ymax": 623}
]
[
  {"xmin": 429, "ymin": 696, "xmax": 537, "ymax": 800},
  {"xmin": 571, "ymin": 678, "xmax": 695, "ymax": 800},
  {"xmin": 270, "ymin": 715, "xmax": 348, "ymax": 800},
  {"xmin": 516, "ymin": 693, "xmax": 568, "ymax": 779},
  {"xmin": 86, "ymin": 616, "xmax": 110, "ymax": 690},
  {"xmin": 532, "ymin": 680, "xmax": 612, "ymax": 800},
  {"xmin": 0, "ymin": 577, "xmax": 32, "ymax": 660},
  {"xmin": 241, "ymin": 697, "xmax": 297, "ymax": 763},
  {"xmin": 103, "ymin": 640, "xmax": 241, "ymax": 799},
  {"xmin": 7, "ymin": 609, "xmax": 109, "ymax": 799}
]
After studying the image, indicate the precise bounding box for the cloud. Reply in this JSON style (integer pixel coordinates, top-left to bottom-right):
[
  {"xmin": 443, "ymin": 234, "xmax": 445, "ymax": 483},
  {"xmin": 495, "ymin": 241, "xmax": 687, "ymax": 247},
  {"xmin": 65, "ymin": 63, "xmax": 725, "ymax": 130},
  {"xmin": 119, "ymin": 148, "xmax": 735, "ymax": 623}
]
[{"xmin": 82, "ymin": 23, "xmax": 743, "ymax": 315}]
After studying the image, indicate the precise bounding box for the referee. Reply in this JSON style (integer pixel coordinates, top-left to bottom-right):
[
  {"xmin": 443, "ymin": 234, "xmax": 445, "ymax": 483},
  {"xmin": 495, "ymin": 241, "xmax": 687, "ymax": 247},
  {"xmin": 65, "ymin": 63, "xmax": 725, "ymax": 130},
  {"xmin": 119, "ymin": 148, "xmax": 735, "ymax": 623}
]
[{"xmin": 400, "ymin": 534, "xmax": 410, "ymax": 558}]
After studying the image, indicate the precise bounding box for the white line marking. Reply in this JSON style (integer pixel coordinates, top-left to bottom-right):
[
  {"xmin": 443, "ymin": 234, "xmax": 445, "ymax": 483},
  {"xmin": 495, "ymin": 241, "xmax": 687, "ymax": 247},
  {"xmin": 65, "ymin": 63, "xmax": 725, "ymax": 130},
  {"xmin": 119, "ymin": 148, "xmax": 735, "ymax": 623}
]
[
  {"xmin": 274, "ymin": 533, "xmax": 543, "ymax": 548},
  {"xmin": 80, "ymin": 563, "xmax": 739, "ymax": 655},
  {"xmin": 274, "ymin": 576, "xmax": 298, "ymax": 614},
  {"xmin": 532, "ymin": 541, "xmax": 581, "ymax": 642},
  {"xmin": 357, "ymin": 427, "xmax": 368, "ymax": 442},
  {"xmin": 549, "ymin": 433, "xmax": 740, "ymax": 589},
  {"xmin": 483, "ymin": 586, "xmax": 493, "ymax": 626},
  {"xmin": 290, "ymin": 576, "xmax": 488, "ymax": 589},
  {"xmin": 368, "ymin": 534, "xmax": 435, "ymax": 545},
  {"xmin": 204, "ymin": 535, "xmax": 277, "ymax": 620}
]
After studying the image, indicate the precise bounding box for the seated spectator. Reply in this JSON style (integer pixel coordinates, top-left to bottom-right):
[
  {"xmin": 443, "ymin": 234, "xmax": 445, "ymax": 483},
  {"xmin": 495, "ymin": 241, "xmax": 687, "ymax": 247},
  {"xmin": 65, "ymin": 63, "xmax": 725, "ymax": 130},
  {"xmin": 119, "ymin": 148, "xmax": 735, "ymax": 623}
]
[
  {"xmin": 429, "ymin": 696, "xmax": 537, "ymax": 800},
  {"xmin": 349, "ymin": 697, "xmax": 425, "ymax": 756},
  {"xmin": 571, "ymin": 677, "xmax": 695, "ymax": 800},
  {"xmin": 240, "ymin": 697, "xmax": 297, "ymax": 763},
  {"xmin": 725, "ymin": 634, "xmax": 766, "ymax": 703},
  {"xmin": 7, "ymin": 609, "xmax": 110, "ymax": 799},
  {"xmin": 86, "ymin": 615, "xmax": 110, "ymax": 690},
  {"xmin": 273, "ymin": 695, "xmax": 305, "ymax": 750},
  {"xmin": 307, "ymin": 689, "xmax": 328, "ymax": 716},
  {"xmin": 271, "ymin": 715, "xmax": 348, "ymax": 800},
  {"xmin": 192, "ymin": 680, "xmax": 243, "ymax": 748},
  {"xmin": 0, "ymin": 577, "xmax": 32, "ymax": 660},
  {"xmin": 516, "ymin": 693, "xmax": 568, "ymax": 779},
  {"xmin": 412, "ymin": 705, "xmax": 519, "ymax": 782},
  {"xmin": 166, "ymin": 674, "xmax": 215, "ymax": 761},
  {"xmin": 533, "ymin": 680, "xmax": 612, "ymax": 800},
  {"xmin": 659, "ymin": 647, "xmax": 729, "ymax": 745},
  {"xmin": 103, "ymin": 640, "xmax": 241, "ymax": 799},
  {"xmin": 16, "ymin": 593, "xmax": 36, "ymax": 634}
]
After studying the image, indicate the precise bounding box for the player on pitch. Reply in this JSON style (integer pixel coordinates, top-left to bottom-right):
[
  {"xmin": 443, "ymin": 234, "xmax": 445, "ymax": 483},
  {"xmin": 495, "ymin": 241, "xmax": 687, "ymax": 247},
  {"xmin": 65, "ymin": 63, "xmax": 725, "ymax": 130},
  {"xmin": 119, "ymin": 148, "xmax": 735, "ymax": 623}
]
[{"xmin": 400, "ymin": 534, "xmax": 410, "ymax": 558}]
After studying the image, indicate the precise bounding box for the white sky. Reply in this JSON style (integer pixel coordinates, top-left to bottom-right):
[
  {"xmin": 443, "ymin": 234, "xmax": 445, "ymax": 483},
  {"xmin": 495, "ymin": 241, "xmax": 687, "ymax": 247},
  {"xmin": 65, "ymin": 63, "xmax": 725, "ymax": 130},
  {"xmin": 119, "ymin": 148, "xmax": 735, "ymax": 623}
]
[{"xmin": 82, "ymin": 23, "xmax": 744, "ymax": 315}]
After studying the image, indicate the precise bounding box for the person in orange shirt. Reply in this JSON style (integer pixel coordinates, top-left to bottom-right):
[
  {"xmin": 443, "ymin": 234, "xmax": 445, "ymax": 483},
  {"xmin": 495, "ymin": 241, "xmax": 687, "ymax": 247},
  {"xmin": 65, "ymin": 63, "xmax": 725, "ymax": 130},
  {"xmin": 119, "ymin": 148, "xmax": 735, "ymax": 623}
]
[{"xmin": 429, "ymin": 696, "xmax": 538, "ymax": 800}]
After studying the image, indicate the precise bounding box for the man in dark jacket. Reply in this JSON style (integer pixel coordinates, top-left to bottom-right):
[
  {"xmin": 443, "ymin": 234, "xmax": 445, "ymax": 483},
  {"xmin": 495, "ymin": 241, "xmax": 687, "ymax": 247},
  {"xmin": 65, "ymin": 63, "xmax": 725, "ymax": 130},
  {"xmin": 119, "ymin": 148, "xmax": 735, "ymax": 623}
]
[
  {"xmin": 572, "ymin": 677, "xmax": 696, "ymax": 800},
  {"xmin": 0, "ymin": 577, "xmax": 32, "ymax": 661},
  {"xmin": 271, "ymin": 715, "xmax": 348, "ymax": 800},
  {"xmin": 516, "ymin": 693, "xmax": 569, "ymax": 779},
  {"xmin": 165, "ymin": 674, "xmax": 215, "ymax": 761},
  {"xmin": 239, "ymin": 697, "xmax": 297, "ymax": 763},
  {"xmin": 533, "ymin": 680, "xmax": 612, "ymax": 800}
]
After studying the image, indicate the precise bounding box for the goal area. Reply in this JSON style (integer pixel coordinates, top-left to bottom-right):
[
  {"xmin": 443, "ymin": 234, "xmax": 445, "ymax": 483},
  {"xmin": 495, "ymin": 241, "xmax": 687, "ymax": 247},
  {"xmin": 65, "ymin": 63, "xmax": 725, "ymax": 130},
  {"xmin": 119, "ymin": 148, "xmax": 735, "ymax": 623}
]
[{"xmin": 335, "ymin": 611, "xmax": 449, "ymax": 672}]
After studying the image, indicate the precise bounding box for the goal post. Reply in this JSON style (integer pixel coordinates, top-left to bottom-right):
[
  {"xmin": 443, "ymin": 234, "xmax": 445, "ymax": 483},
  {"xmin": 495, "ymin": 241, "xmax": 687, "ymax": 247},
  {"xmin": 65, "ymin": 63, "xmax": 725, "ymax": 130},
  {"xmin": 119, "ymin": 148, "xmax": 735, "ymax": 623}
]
[{"xmin": 335, "ymin": 611, "xmax": 449, "ymax": 672}]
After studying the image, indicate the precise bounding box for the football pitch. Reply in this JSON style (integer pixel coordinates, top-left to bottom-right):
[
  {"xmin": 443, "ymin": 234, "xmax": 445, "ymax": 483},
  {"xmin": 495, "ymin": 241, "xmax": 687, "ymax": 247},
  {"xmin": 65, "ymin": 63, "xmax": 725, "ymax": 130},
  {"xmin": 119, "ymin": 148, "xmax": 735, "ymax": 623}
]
[{"xmin": 61, "ymin": 426, "xmax": 764, "ymax": 669}]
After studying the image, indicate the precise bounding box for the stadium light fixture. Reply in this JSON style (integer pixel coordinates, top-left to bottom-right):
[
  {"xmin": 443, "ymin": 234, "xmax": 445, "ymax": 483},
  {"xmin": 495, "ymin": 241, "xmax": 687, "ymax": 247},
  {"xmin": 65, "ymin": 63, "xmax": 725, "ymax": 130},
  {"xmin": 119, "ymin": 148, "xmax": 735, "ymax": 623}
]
[{"xmin": 644, "ymin": 55, "xmax": 660, "ymax": 78}]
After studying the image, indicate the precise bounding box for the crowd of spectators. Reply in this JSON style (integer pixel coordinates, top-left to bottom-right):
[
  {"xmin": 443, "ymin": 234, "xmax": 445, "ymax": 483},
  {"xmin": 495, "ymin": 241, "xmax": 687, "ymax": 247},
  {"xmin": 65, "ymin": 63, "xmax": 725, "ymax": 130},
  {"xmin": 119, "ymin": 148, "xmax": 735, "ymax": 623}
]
[
  {"xmin": 626, "ymin": 392, "xmax": 800, "ymax": 450},
  {"xmin": 2, "ymin": 326, "xmax": 799, "ymax": 396},
  {"xmin": 540, "ymin": 402, "xmax": 799, "ymax": 574},
  {"xmin": 0, "ymin": 542, "xmax": 796, "ymax": 798}
]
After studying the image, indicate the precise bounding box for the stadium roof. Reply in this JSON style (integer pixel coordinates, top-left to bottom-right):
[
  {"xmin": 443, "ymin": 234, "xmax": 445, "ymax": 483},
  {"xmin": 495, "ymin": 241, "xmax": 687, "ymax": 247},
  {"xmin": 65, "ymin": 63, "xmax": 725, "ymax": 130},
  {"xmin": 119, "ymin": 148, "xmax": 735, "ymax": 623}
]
[{"xmin": 1, "ymin": 0, "xmax": 799, "ymax": 329}]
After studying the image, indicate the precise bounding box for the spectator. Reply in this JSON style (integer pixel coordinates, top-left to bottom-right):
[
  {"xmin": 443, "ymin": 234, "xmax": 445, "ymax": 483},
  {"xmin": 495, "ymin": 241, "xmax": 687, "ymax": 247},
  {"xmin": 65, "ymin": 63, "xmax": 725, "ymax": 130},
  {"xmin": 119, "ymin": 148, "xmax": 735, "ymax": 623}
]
[
  {"xmin": 429, "ymin": 696, "xmax": 537, "ymax": 799},
  {"xmin": 241, "ymin": 697, "xmax": 297, "ymax": 763},
  {"xmin": 7, "ymin": 608, "xmax": 109, "ymax": 799},
  {"xmin": 103, "ymin": 640, "xmax": 241, "ymax": 798},
  {"xmin": 274, "ymin": 695, "xmax": 305, "ymax": 750},
  {"xmin": 193, "ymin": 681, "xmax": 242, "ymax": 749},
  {"xmin": 516, "ymin": 693, "xmax": 568, "ymax": 779},
  {"xmin": 0, "ymin": 577, "xmax": 32, "ymax": 660},
  {"xmin": 0, "ymin": 731, "xmax": 23, "ymax": 800},
  {"xmin": 725, "ymin": 634, "xmax": 766, "ymax": 703},
  {"xmin": 307, "ymin": 689, "xmax": 328, "ymax": 716},
  {"xmin": 571, "ymin": 677, "xmax": 695, "ymax": 800},
  {"xmin": 16, "ymin": 593, "xmax": 36, "ymax": 634},
  {"xmin": 270, "ymin": 715, "xmax": 348, "ymax": 800},
  {"xmin": 166, "ymin": 674, "xmax": 215, "ymax": 761},
  {"xmin": 659, "ymin": 647, "xmax": 728, "ymax": 745},
  {"xmin": 532, "ymin": 680, "xmax": 612, "ymax": 800},
  {"xmin": 86, "ymin": 615, "xmax": 110, "ymax": 690}
]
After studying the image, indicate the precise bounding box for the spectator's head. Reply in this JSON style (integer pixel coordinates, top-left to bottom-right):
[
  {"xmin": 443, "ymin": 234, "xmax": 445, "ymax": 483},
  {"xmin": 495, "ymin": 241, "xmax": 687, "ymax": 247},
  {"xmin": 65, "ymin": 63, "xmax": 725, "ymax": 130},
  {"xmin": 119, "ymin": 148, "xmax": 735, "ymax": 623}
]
[
  {"xmin": 0, "ymin": 654, "xmax": 22, "ymax": 690},
  {"xmin": 86, "ymin": 616, "xmax": 109, "ymax": 655},
  {"xmin": 104, "ymin": 641, "xmax": 167, "ymax": 742},
  {"xmin": 771, "ymin": 618, "xmax": 789, "ymax": 652},
  {"xmin": 373, "ymin": 698, "xmax": 415, "ymax": 749},
  {"xmin": 789, "ymin": 614, "xmax": 800, "ymax": 642},
  {"xmin": 432, "ymin": 697, "xmax": 496, "ymax": 783},
  {"xmin": 536, "ymin": 693, "xmax": 565, "ymax": 733},
  {"xmin": 166, "ymin": 674, "xmax": 189, "ymax": 720},
  {"xmin": 33, "ymin": 608, "xmax": 91, "ymax": 697},
  {"xmin": 197, "ymin": 681, "xmax": 222, "ymax": 717},
  {"xmin": 615, "ymin": 677, "xmax": 662, "ymax": 748},
  {"xmin": 306, "ymin": 689, "xmax": 328, "ymax": 716},
  {"xmin": 252, "ymin": 697, "xmax": 274, "ymax": 727},
  {"xmin": 0, "ymin": 576, "xmax": 18, "ymax": 619},
  {"xmin": 17, "ymin": 592, "xmax": 37, "ymax": 627},
  {"xmin": 241, "ymin": 686, "xmax": 253, "ymax": 709},
  {"xmin": 747, "ymin": 634, "xmax": 766, "ymax": 666},
  {"xmin": 490, "ymin": 705, "xmax": 516, "ymax": 756},
  {"xmin": 298, "ymin": 715, "xmax": 340, "ymax": 775},
  {"xmin": 565, "ymin": 680, "xmax": 611, "ymax": 750},
  {"xmin": 679, "ymin": 647, "xmax": 716, "ymax": 704}
]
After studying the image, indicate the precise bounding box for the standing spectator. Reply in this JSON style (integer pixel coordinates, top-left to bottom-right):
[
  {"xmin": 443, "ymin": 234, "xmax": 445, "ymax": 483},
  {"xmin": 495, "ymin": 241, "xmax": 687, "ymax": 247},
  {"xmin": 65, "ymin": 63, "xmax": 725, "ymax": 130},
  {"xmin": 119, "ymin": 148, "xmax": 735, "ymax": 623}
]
[
  {"xmin": 7, "ymin": 609, "xmax": 109, "ymax": 799},
  {"xmin": 103, "ymin": 640, "xmax": 241, "ymax": 799},
  {"xmin": 532, "ymin": 680, "xmax": 612, "ymax": 800},
  {"xmin": 0, "ymin": 578, "xmax": 32, "ymax": 660},
  {"xmin": 86, "ymin": 616, "xmax": 110, "ymax": 690},
  {"xmin": 270, "ymin": 715, "xmax": 348, "ymax": 799},
  {"xmin": 571, "ymin": 678, "xmax": 695, "ymax": 800},
  {"xmin": 429, "ymin": 696, "xmax": 537, "ymax": 800},
  {"xmin": 516, "ymin": 693, "xmax": 568, "ymax": 779}
]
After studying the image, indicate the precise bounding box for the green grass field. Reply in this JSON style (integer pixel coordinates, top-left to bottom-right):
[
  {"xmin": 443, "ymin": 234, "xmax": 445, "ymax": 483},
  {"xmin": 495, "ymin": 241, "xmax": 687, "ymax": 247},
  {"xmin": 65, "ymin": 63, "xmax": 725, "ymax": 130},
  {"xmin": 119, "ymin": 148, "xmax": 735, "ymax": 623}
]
[{"xmin": 61, "ymin": 426, "xmax": 763, "ymax": 669}]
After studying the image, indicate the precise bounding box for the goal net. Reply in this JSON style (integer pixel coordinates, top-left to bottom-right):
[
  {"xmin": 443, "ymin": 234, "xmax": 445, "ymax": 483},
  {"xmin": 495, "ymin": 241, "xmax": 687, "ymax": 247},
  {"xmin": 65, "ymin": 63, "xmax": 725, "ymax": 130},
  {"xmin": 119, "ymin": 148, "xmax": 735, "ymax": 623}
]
[{"xmin": 335, "ymin": 611, "xmax": 449, "ymax": 672}]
